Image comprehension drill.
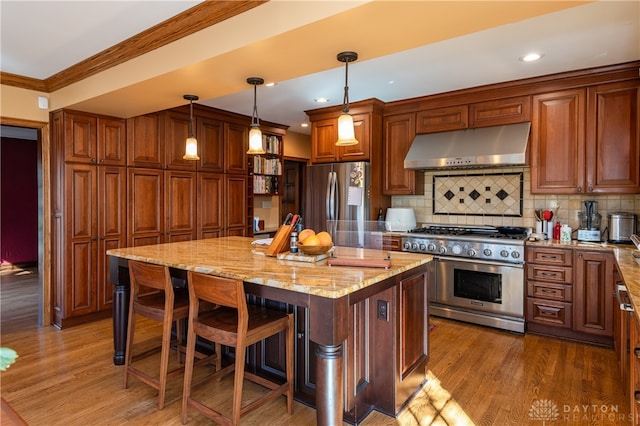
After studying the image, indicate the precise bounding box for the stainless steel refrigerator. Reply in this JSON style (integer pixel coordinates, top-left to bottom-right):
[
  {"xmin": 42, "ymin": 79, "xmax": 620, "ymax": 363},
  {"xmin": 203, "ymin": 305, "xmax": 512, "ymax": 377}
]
[{"xmin": 304, "ymin": 161, "xmax": 371, "ymax": 247}]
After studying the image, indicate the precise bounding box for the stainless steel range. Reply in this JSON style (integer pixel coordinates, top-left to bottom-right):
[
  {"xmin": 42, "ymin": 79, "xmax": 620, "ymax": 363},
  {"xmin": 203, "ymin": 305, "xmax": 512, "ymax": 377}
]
[{"xmin": 402, "ymin": 224, "xmax": 529, "ymax": 333}]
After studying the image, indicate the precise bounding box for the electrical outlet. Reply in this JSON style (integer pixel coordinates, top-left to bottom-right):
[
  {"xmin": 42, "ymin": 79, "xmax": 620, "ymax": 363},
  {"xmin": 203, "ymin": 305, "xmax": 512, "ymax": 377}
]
[{"xmin": 377, "ymin": 300, "xmax": 389, "ymax": 321}]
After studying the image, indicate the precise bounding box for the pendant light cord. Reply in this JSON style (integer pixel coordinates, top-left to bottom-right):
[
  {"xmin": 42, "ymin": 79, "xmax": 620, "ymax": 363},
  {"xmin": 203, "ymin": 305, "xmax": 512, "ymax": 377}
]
[
  {"xmin": 189, "ymin": 99, "xmax": 194, "ymax": 137},
  {"xmin": 342, "ymin": 59, "xmax": 350, "ymax": 114},
  {"xmin": 252, "ymin": 84, "xmax": 260, "ymax": 128}
]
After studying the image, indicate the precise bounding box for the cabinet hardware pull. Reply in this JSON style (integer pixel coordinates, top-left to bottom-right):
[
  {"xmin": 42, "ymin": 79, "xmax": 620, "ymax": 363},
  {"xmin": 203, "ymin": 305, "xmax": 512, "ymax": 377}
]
[
  {"xmin": 297, "ymin": 332, "xmax": 304, "ymax": 339},
  {"xmin": 91, "ymin": 158, "xmax": 96, "ymax": 163},
  {"xmin": 577, "ymin": 186, "xmax": 582, "ymax": 193},
  {"xmin": 588, "ymin": 186, "xmax": 593, "ymax": 192}
]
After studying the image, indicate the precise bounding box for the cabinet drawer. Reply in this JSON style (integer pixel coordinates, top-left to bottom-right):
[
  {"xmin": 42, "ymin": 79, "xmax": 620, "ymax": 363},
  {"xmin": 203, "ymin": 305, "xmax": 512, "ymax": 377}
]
[
  {"xmin": 526, "ymin": 247, "xmax": 573, "ymax": 266},
  {"xmin": 526, "ymin": 264, "xmax": 573, "ymax": 284},
  {"xmin": 527, "ymin": 298, "xmax": 572, "ymax": 328},
  {"xmin": 527, "ymin": 281, "xmax": 572, "ymax": 302}
]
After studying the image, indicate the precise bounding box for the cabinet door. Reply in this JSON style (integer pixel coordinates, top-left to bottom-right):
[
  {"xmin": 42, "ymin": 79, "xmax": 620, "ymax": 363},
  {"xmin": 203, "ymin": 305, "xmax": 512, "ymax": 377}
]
[
  {"xmin": 64, "ymin": 164, "xmax": 97, "ymax": 316},
  {"xmin": 629, "ymin": 315, "xmax": 640, "ymax": 424},
  {"xmin": 338, "ymin": 113, "xmax": 370, "ymax": 162},
  {"xmin": 383, "ymin": 113, "xmax": 423, "ymax": 195},
  {"xmin": 587, "ymin": 81, "xmax": 640, "ymax": 194},
  {"xmin": 127, "ymin": 113, "xmax": 163, "ymax": 168},
  {"xmin": 197, "ymin": 116, "xmax": 225, "ymax": 173},
  {"xmin": 97, "ymin": 117, "xmax": 126, "ymax": 166},
  {"xmin": 97, "ymin": 166, "xmax": 126, "ymax": 310},
  {"xmin": 530, "ymin": 89, "xmax": 586, "ymax": 194},
  {"xmin": 197, "ymin": 172, "xmax": 224, "ymax": 239},
  {"xmin": 128, "ymin": 168, "xmax": 164, "ymax": 246},
  {"xmin": 468, "ymin": 96, "xmax": 531, "ymax": 128},
  {"xmin": 416, "ymin": 105, "xmax": 467, "ymax": 133},
  {"xmin": 225, "ymin": 174, "xmax": 248, "ymax": 235},
  {"xmin": 573, "ymin": 250, "xmax": 614, "ymax": 337},
  {"xmin": 164, "ymin": 111, "xmax": 197, "ymax": 171},
  {"xmin": 310, "ymin": 118, "xmax": 338, "ymax": 163},
  {"xmin": 64, "ymin": 112, "xmax": 97, "ymax": 164},
  {"xmin": 165, "ymin": 171, "xmax": 196, "ymax": 242},
  {"xmin": 225, "ymin": 123, "xmax": 248, "ymax": 174}
]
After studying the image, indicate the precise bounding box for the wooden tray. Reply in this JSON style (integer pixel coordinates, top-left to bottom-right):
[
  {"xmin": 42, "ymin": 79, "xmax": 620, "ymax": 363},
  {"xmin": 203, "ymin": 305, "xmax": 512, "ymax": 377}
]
[{"xmin": 326, "ymin": 257, "xmax": 391, "ymax": 269}]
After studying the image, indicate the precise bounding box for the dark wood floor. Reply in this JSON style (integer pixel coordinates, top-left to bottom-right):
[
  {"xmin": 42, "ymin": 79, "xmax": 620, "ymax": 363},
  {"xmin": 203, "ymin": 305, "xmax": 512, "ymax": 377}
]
[{"xmin": 0, "ymin": 269, "xmax": 630, "ymax": 425}]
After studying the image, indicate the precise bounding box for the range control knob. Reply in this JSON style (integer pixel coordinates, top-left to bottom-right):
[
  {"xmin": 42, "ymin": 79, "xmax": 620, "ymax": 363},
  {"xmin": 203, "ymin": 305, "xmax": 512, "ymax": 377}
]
[
  {"xmin": 427, "ymin": 243, "xmax": 436, "ymax": 251},
  {"xmin": 411, "ymin": 243, "xmax": 418, "ymax": 250},
  {"xmin": 500, "ymin": 249, "xmax": 510, "ymax": 258},
  {"xmin": 419, "ymin": 243, "xmax": 426, "ymax": 251},
  {"xmin": 452, "ymin": 245, "xmax": 462, "ymax": 255},
  {"xmin": 483, "ymin": 248, "xmax": 492, "ymax": 257},
  {"xmin": 403, "ymin": 242, "xmax": 411, "ymax": 250},
  {"xmin": 468, "ymin": 249, "xmax": 477, "ymax": 257},
  {"xmin": 511, "ymin": 251, "xmax": 521, "ymax": 259},
  {"xmin": 439, "ymin": 246, "xmax": 447, "ymax": 254}
]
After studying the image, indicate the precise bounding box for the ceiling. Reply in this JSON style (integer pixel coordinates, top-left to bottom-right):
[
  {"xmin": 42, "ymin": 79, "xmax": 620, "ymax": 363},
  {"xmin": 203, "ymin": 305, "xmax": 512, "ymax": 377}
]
[{"xmin": 1, "ymin": 1, "xmax": 639, "ymax": 135}]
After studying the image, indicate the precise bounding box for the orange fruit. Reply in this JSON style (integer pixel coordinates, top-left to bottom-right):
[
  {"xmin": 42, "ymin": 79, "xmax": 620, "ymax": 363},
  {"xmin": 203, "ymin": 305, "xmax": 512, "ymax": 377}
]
[
  {"xmin": 316, "ymin": 231, "xmax": 332, "ymax": 246},
  {"xmin": 298, "ymin": 228, "xmax": 316, "ymax": 243},
  {"xmin": 303, "ymin": 235, "xmax": 321, "ymax": 246}
]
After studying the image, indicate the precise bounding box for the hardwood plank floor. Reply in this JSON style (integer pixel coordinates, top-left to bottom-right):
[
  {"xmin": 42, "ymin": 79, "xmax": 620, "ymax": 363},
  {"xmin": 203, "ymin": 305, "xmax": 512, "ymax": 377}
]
[
  {"xmin": 0, "ymin": 270, "xmax": 629, "ymax": 425},
  {"xmin": 1, "ymin": 265, "xmax": 39, "ymax": 334}
]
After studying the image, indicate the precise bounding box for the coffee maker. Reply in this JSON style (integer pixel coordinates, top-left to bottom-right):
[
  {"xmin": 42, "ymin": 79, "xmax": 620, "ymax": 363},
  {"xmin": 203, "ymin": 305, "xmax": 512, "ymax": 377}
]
[{"xmin": 577, "ymin": 200, "xmax": 602, "ymax": 242}]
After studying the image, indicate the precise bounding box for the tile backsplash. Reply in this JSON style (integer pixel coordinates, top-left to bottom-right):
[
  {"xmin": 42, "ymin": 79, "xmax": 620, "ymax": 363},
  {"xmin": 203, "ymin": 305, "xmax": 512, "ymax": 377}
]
[{"xmin": 391, "ymin": 166, "xmax": 640, "ymax": 235}]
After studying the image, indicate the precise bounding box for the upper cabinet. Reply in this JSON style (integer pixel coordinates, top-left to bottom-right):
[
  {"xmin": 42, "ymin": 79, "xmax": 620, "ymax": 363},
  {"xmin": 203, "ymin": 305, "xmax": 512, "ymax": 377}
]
[
  {"xmin": 416, "ymin": 96, "xmax": 531, "ymax": 134},
  {"xmin": 531, "ymin": 81, "xmax": 640, "ymax": 194},
  {"xmin": 127, "ymin": 113, "xmax": 164, "ymax": 168},
  {"xmin": 306, "ymin": 99, "xmax": 383, "ymax": 164},
  {"xmin": 383, "ymin": 113, "xmax": 423, "ymax": 195},
  {"xmin": 62, "ymin": 110, "xmax": 126, "ymax": 165}
]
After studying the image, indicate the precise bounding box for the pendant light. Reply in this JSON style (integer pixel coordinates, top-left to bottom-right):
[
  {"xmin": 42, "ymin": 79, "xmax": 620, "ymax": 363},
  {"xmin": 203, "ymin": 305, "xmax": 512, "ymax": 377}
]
[
  {"xmin": 246, "ymin": 77, "xmax": 265, "ymax": 154},
  {"xmin": 335, "ymin": 51, "xmax": 359, "ymax": 146},
  {"xmin": 183, "ymin": 94, "xmax": 199, "ymax": 160}
]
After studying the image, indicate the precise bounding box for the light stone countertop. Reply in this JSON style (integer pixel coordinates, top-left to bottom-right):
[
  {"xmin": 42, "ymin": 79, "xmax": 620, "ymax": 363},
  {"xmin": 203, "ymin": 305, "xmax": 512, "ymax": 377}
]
[
  {"xmin": 526, "ymin": 239, "xmax": 640, "ymax": 321},
  {"xmin": 107, "ymin": 236, "xmax": 432, "ymax": 299}
]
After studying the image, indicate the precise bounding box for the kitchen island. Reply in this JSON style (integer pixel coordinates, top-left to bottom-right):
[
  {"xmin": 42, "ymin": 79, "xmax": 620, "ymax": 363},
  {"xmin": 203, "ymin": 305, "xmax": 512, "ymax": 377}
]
[{"xmin": 107, "ymin": 236, "xmax": 432, "ymax": 425}]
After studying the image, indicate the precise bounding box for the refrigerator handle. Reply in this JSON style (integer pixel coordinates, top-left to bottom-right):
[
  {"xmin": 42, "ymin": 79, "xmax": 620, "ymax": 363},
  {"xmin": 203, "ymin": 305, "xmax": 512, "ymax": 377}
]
[
  {"xmin": 326, "ymin": 172, "xmax": 333, "ymax": 219},
  {"xmin": 333, "ymin": 172, "xmax": 339, "ymax": 221}
]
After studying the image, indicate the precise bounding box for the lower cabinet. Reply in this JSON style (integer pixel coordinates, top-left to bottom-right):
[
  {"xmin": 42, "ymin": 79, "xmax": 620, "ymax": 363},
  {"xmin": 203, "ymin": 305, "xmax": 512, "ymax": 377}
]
[
  {"xmin": 630, "ymin": 314, "xmax": 640, "ymax": 424},
  {"xmin": 525, "ymin": 246, "xmax": 614, "ymax": 346},
  {"xmin": 246, "ymin": 266, "xmax": 429, "ymax": 423}
]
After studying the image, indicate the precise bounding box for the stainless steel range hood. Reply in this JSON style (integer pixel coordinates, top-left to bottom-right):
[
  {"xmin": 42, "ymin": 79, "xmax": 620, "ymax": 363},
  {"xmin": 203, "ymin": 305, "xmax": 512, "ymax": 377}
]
[{"xmin": 404, "ymin": 122, "xmax": 531, "ymax": 170}]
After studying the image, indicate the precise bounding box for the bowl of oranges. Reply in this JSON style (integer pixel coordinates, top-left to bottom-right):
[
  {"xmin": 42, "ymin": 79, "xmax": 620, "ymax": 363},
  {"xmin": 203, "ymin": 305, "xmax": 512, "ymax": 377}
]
[{"xmin": 296, "ymin": 229, "xmax": 333, "ymax": 255}]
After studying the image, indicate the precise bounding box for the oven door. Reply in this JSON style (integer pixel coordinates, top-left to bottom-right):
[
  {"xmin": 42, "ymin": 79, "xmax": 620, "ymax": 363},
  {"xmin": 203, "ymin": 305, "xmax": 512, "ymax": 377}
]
[{"xmin": 434, "ymin": 257, "xmax": 524, "ymax": 317}]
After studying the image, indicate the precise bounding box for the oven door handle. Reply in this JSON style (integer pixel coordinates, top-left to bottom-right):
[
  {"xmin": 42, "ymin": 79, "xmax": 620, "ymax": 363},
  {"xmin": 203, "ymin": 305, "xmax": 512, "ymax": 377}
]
[
  {"xmin": 614, "ymin": 284, "xmax": 634, "ymax": 312},
  {"xmin": 433, "ymin": 255, "xmax": 524, "ymax": 269}
]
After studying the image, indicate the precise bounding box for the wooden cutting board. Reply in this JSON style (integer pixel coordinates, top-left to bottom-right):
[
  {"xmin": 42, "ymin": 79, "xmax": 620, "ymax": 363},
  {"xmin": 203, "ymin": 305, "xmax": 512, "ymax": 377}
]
[{"xmin": 326, "ymin": 257, "xmax": 391, "ymax": 269}]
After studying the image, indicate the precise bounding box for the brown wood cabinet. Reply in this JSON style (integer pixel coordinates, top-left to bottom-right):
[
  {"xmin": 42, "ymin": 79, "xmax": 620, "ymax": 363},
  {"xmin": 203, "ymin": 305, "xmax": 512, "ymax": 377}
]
[
  {"xmin": 573, "ymin": 249, "xmax": 614, "ymax": 337},
  {"xmin": 126, "ymin": 113, "xmax": 163, "ymax": 168},
  {"xmin": 531, "ymin": 81, "xmax": 640, "ymax": 194},
  {"xmin": 163, "ymin": 111, "xmax": 197, "ymax": 171},
  {"xmin": 197, "ymin": 172, "xmax": 224, "ymax": 239},
  {"xmin": 225, "ymin": 122, "xmax": 248, "ymax": 174},
  {"xmin": 127, "ymin": 168, "xmax": 164, "ymax": 247},
  {"xmin": 225, "ymin": 174, "xmax": 249, "ymax": 236},
  {"xmin": 306, "ymin": 99, "xmax": 383, "ymax": 164},
  {"xmin": 526, "ymin": 247, "xmax": 573, "ymax": 330},
  {"xmin": 383, "ymin": 113, "xmax": 423, "ymax": 195},
  {"xmin": 630, "ymin": 314, "xmax": 640, "ymax": 424},
  {"xmin": 586, "ymin": 81, "xmax": 640, "ymax": 193},
  {"xmin": 196, "ymin": 116, "xmax": 224, "ymax": 173},
  {"xmin": 526, "ymin": 245, "xmax": 615, "ymax": 346},
  {"xmin": 613, "ymin": 266, "xmax": 631, "ymax": 397},
  {"xmin": 416, "ymin": 96, "xmax": 531, "ymax": 134},
  {"xmin": 51, "ymin": 110, "xmax": 127, "ymax": 328},
  {"xmin": 164, "ymin": 170, "xmax": 197, "ymax": 242}
]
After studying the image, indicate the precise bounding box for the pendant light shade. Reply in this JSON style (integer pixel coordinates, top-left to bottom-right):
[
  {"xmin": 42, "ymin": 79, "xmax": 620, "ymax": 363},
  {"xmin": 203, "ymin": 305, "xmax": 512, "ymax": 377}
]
[
  {"xmin": 246, "ymin": 77, "xmax": 265, "ymax": 154},
  {"xmin": 335, "ymin": 51, "xmax": 359, "ymax": 147},
  {"xmin": 183, "ymin": 94, "xmax": 200, "ymax": 160}
]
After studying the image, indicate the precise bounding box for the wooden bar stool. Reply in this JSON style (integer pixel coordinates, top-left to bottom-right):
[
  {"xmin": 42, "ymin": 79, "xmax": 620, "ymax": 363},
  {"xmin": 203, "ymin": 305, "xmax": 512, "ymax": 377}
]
[
  {"xmin": 123, "ymin": 260, "xmax": 190, "ymax": 409},
  {"xmin": 181, "ymin": 271, "xmax": 294, "ymax": 425}
]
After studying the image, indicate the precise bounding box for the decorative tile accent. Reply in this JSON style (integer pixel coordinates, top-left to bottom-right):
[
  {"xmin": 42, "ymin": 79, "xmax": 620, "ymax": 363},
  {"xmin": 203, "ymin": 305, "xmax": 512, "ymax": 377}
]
[{"xmin": 433, "ymin": 172, "xmax": 523, "ymax": 216}]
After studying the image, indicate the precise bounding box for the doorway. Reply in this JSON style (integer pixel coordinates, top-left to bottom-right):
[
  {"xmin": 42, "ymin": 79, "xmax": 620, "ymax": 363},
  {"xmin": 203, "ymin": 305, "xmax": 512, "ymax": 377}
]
[
  {"xmin": 0, "ymin": 124, "xmax": 46, "ymax": 329},
  {"xmin": 281, "ymin": 159, "xmax": 307, "ymax": 225}
]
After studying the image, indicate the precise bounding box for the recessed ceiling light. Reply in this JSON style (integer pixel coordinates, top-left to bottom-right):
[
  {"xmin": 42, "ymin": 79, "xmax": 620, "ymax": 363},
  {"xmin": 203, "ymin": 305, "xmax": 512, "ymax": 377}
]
[
  {"xmin": 301, "ymin": 123, "xmax": 309, "ymax": 128},
  {"xmin": 314, "ymin": 98, "xmax": 329, "ymax": 103},
  {"xmin": 388, "ymin": 80, "xmax": 395, "ymax": 85},
  {"xmin": 520, "ymin": 53, "xmax": 543, "ymax": 62}
]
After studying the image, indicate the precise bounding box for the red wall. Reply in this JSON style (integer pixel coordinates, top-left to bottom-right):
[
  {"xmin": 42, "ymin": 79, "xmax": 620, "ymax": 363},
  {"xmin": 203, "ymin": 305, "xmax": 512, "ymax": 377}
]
[{"xmin": 1, "ymin": 137, "xmax": 38, "ymax": 265}]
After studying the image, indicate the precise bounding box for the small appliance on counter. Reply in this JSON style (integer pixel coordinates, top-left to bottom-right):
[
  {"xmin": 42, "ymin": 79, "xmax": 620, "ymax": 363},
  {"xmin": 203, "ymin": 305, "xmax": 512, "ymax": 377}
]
[
  {"xmin": 577, "ymin": 200, "xmax": 602, "ymax": 242},
  {"xmin": 608, "ymin": 212, "xmax": 637, "ymax": 244},
  {"xmin": 384, "ymin": 208, "xmax": 417, "ymax": 232}
]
